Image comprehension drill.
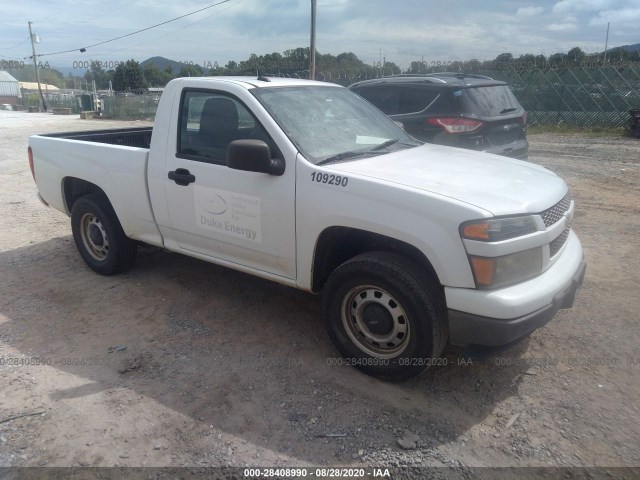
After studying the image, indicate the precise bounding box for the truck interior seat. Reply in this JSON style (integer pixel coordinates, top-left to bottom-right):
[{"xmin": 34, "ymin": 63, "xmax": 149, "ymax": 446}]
[{"xmin": 198, "ymin": 97, "xmax": 239, "ymax": 148}]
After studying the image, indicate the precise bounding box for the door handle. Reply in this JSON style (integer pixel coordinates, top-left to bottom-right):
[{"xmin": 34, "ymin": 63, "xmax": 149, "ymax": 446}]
[{"xmin": 168, "ymin": 168, "xmax": 196, "ymax": 186}]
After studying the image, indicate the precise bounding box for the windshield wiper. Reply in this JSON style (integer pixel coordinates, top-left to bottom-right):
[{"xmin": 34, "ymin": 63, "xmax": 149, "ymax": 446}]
[
  {"xmin": 316, "ymin": 150, "xmax": 374, "ymax": 166},
  {"xmin": 499, "ymin": 108, "xmax": 518, "ymax": 114},
  {"xmin": 370, "ymin": 139, "xmax": 399, "ymax": 151},
  {"xmin": 317, "ymin": 139, "xmax": 411, "ymax": 166}
]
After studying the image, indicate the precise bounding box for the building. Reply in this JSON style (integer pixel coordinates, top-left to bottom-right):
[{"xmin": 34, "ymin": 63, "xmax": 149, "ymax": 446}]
[
  {"xmin": 18, "ymin": 81, "xmax": 60, "ymax": 93},
  {"xmin": 0, "ymin": 71, "xmax": 20, "ymax": 105}
]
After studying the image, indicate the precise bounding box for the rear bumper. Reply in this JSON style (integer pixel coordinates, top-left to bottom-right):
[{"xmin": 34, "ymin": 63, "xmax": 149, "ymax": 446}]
[
  {"xmin": 502, "ymin": 150, "xmax": 528, "ymax": 161},
  {"xmin": 446, "ymin": 232, "xmax": 586, "ymax": 347},
  {"xmin": 482, "ymin": 140, "xmax": 529, "ymax": 160}
]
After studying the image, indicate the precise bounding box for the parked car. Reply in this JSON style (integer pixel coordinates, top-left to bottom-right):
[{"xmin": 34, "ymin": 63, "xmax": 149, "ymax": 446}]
[
  {"xmin": 349, "ymin": 73, "xmax": 529, "ymax": 159},
  {"xmin": 28, "ymin": 76, "xmax": 584, "ymax": 380}
]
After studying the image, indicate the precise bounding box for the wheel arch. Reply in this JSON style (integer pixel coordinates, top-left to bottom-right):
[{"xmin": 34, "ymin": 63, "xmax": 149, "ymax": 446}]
[
  {"xmin": 62, "ymin": 177, "xmax": 111, "ymax": 215},
  {"xmin": 311, "ymin": 226, "xmax": 441, "ymax": 293}
]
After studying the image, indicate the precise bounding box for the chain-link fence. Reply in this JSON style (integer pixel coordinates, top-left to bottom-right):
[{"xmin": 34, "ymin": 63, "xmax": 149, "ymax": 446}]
[
  {"xmin": 30, "ymin": 66, "xmax": 636, "ymax": 127},
  {"xmin": 20, "ymin": 89, "xmax": 159, "ymax": 119},
  {"xmin": 21, "ymin": 91, "xmax": 80, "ymax": 113},
  {"xmin": 101, "ymin": 92, "xmax": 160, "ymax": 120},
  {"xmin": 477, "ymin": 67, "xmax": 640, "ymax": 128},
  {"xmin": 264, "ymin": 66, "xmax": 640, "ymax": 128}
]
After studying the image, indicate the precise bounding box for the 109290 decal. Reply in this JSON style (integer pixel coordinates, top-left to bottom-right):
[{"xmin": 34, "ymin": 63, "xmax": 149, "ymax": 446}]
[{"xmin": 311, "ymin": 172, "xmax": 349, "ymax": 187}]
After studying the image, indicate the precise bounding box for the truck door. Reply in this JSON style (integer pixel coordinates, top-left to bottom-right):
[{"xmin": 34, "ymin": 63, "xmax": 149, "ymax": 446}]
[{"xmin": 159, "ymin": 89, "xmax": 296, "ymax": 279}]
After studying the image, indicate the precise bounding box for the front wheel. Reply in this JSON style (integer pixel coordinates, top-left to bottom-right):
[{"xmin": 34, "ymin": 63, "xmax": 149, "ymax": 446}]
[
  {"xmin": 322, "ymin": 252, "xmax": 448, "ymax": 381},
  {"xmin": 71, "ymin": 194, "xmax": 137, "ymax": 275}
]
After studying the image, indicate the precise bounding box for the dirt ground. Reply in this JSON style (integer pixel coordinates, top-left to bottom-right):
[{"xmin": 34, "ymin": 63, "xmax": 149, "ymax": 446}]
[{"xmin": 1, "ymin": 110, "xmax": 639, "ymax": 473}]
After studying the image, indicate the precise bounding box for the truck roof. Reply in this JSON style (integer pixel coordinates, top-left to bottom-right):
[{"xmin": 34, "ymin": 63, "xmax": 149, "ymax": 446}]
[{"xmin": 171, "ymin": 76, "xmax": 337, "ymax": 89}]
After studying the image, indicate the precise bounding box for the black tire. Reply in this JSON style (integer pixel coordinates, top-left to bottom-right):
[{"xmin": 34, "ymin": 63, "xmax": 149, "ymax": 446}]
[
  {"xmin": 70, "ymin": 194, "xmax": 137, "ymax": 275},
  {"xmin": 322, "ymin": 252, "xmax": 448, "ymax": 381}
]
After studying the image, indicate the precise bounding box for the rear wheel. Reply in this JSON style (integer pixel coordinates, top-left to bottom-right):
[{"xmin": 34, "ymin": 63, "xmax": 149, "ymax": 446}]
[
  {"xmin": 71, "ymin": 194, "xmax": 137, "ymax": 275},
  {"xmin": 322, "ymin": 252, "xmax": 448, "ymax": 381}
]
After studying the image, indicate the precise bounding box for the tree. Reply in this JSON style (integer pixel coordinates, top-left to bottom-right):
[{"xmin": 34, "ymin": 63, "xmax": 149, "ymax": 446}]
[
  {"xmin": 382, "ymin": 61, "xmax": 401, "ymax": 76},
  {"xmin": 112, "ymin": 59, "xmax": 147, "ymax": 92},
  {"xmin": 466, "ymin": 59, "xmax": 482, "ymax": 72},
  {"xmin": 142, "ymin": 63, "xmax": 174, "ymax": 87},
  {"xmin": 407, "ymin": 61, "xmax": 427, "ymax": 74},
  {"xmin": 223, "ymin": 61, "xmax": 240, "ymax": 75},
  {"xmin": 176, "ymin": 63, "xmax": 204, "ymax": 78},
  {"xmin": 567, "ymin": 47, "xmax": 585, "ymax": 66},
  {"xmin": 516, "ymin": 54, "xmax": 536, "ymax": 64},
  {"xmin": 495, "ymin": 53, "xmax": 514, "ymax": 65},
  {"xmin": 548, "ymin": 52, "xmax": 567, "ymax": 67},
  {"xmin": 534, "ymin": 54, "xmax": 547, "ymax": 67},
  {"xmin": 84, "ymin": 61, "xmax": 112, "ymax": 89},
  {"xmin": 284, "ymin": 47, "xmax": 310, "ymax": 63}
]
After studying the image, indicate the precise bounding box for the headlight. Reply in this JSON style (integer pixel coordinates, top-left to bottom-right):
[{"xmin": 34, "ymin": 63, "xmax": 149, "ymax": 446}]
[
  {"xmin": 461, "ymin": 215, "xmax": 544, "ymax": 289},
  {"xmin": 461, "ymin": 216, "xmax": 538, "ymax": 242},
  {"xmin": 469, "ymin": 247, "xmax": 543, "ymax": 289}
]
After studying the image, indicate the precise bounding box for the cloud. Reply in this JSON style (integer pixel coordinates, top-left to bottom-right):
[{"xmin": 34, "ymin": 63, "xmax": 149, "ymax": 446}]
[
  {"xmin": 516, "ymin": 6, "xmax": 544, "ymax": 17},
  {"xmin": 2, "ymin": 0, "xmax": 639, "ymax": 71},
  {"xmin": 589, "ymin": 7, "xmax": 640, "ymax": 25},
  {"xmin": 546, "ymin": 22, "xmax": 579, "ymax": 32},
  {"xmin": 552, "ymin": 0, "xmax": 617, "ymax": 14}
]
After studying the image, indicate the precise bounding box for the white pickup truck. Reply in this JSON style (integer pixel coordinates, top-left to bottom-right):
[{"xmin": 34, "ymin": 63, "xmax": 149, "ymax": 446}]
[{"xmin": 28, "ymin": 76, "xmax": 585, "ymax": 380}]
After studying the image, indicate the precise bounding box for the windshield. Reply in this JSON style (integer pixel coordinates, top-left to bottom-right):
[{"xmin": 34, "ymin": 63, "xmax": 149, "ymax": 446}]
[{"xmin": 251, "ymin": 86, "xmax": 419, "ymax": 165}]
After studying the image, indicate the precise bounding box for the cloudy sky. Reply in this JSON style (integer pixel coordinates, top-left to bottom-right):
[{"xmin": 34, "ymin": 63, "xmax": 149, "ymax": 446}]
[{"xmin": 1, "ymin": 0, "xmax": 638, "ymax": 72}]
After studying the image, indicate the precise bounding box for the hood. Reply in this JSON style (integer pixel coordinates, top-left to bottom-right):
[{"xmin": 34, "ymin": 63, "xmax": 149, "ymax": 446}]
[{"xmin": 328, "ymin": 144, "xmax": 568, "ymax": 216}]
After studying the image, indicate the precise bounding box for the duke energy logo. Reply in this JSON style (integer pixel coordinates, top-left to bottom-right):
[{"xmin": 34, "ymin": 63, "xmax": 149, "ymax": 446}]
[
  {"xmin": 199, "ymin": 194, "xmax": 227, "ymax": 215},
  {"xmin": 194, "ymin": 185, "xmax": 262, "ymax": 243}
]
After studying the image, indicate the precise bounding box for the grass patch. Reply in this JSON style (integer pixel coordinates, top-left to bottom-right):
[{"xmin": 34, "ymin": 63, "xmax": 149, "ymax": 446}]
[{"xmin": 527, "ymin": 125, "xmax": 626, "ymax": 137}]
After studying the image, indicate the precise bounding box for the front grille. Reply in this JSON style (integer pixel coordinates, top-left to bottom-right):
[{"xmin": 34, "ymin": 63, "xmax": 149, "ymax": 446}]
[
  {"xmin": 549, "ymin": 229, "xmax": 570, "ymax": 257},
  {"xmin": 540, "ymin": 191, "xmax": 572, "ymax": 227}
]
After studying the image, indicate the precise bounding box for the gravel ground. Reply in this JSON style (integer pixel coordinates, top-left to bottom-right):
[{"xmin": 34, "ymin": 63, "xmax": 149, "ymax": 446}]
[{"xmin": 0, "ymin": 111, "xmax": 639, "ymax": 475}]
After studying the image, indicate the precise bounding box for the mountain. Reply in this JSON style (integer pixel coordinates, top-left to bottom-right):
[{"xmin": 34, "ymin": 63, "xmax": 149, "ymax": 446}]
[
  {"xmin": 620, "ymin": 43, "xmax": 640, "ymax": 53},
  {"xmin": 50, "ymin": 65, "xmax": 81, "ymax": 76},
  {"xmin": 141, "ymin": 56, "xmax": 203, "ymax": 75},
  {"xmin": 601, "ymin": 42, "xmax": 640, "ymax": 61},
  {"xmin": 596, "ymin": 43, "xmax": 640, "ymax": 55},
  {"xmin": 589, "ymin": 42, "xmax": 640, "ymax": 60}
]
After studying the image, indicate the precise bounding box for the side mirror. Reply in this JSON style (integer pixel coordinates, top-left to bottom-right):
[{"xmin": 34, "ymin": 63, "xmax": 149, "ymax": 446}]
[
  {"xmin": 393, "ymin": 121, "xmax": 405, "ymax": 130},
  {"xmin": 227, "ymin": 139, "xmax": 285, "ymax": 176}
]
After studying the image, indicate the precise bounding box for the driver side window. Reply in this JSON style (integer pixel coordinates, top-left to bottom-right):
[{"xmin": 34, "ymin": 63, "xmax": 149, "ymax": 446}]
[{"xmin": 178, "ymin": 90, "xmax": 274, "ymax": 164}]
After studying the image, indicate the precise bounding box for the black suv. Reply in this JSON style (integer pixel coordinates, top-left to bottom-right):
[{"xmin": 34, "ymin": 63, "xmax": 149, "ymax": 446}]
[{"xmin": 349, "ymin": 73, "xmax": 528, "ymax": 159}]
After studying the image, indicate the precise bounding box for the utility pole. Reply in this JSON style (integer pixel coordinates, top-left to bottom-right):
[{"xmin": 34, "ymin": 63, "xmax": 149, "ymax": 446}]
[
  {"xmin": 28, "ymin": 21, "xmax": 47, "ymax": 112},
  {"xmin": 309, "ymin": 0, "xmax": 316, "ymax": 80},
  {"xmin": 603, "ymin": 22, "xmax": 610, "ymax": 66}
]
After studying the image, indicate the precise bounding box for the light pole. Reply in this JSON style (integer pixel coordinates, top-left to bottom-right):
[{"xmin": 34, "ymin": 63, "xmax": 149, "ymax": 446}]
[
  {"xmin": 603, "ymin": 22, "xmax": 610, "ymax": 66},
  {"xmin": 309, "ymin": 0, "xmax": 316, "ymax": 80},
  {"xmin": 28, "ymin": 21, "xmax": 47, "ymax": 112}
]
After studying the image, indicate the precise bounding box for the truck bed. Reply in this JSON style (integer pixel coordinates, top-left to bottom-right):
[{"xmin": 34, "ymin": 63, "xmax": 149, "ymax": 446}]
[
  {"xmin": 41, "ymin": 127, "xmax": 152, "ymax": 149},
  {"xmin": 30, "ymin": 129, "xmax": 162, "ymax": 248}
]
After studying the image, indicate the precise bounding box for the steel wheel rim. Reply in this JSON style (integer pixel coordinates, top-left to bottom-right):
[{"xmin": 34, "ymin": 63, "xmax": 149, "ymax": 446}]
[
  {"xmin": 80, "ymin": 213, "xmax": 109, "ymax": 261},
  {"xmin": 341, "ymin": 285, "xmax": 410, "ymax": 358}
]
